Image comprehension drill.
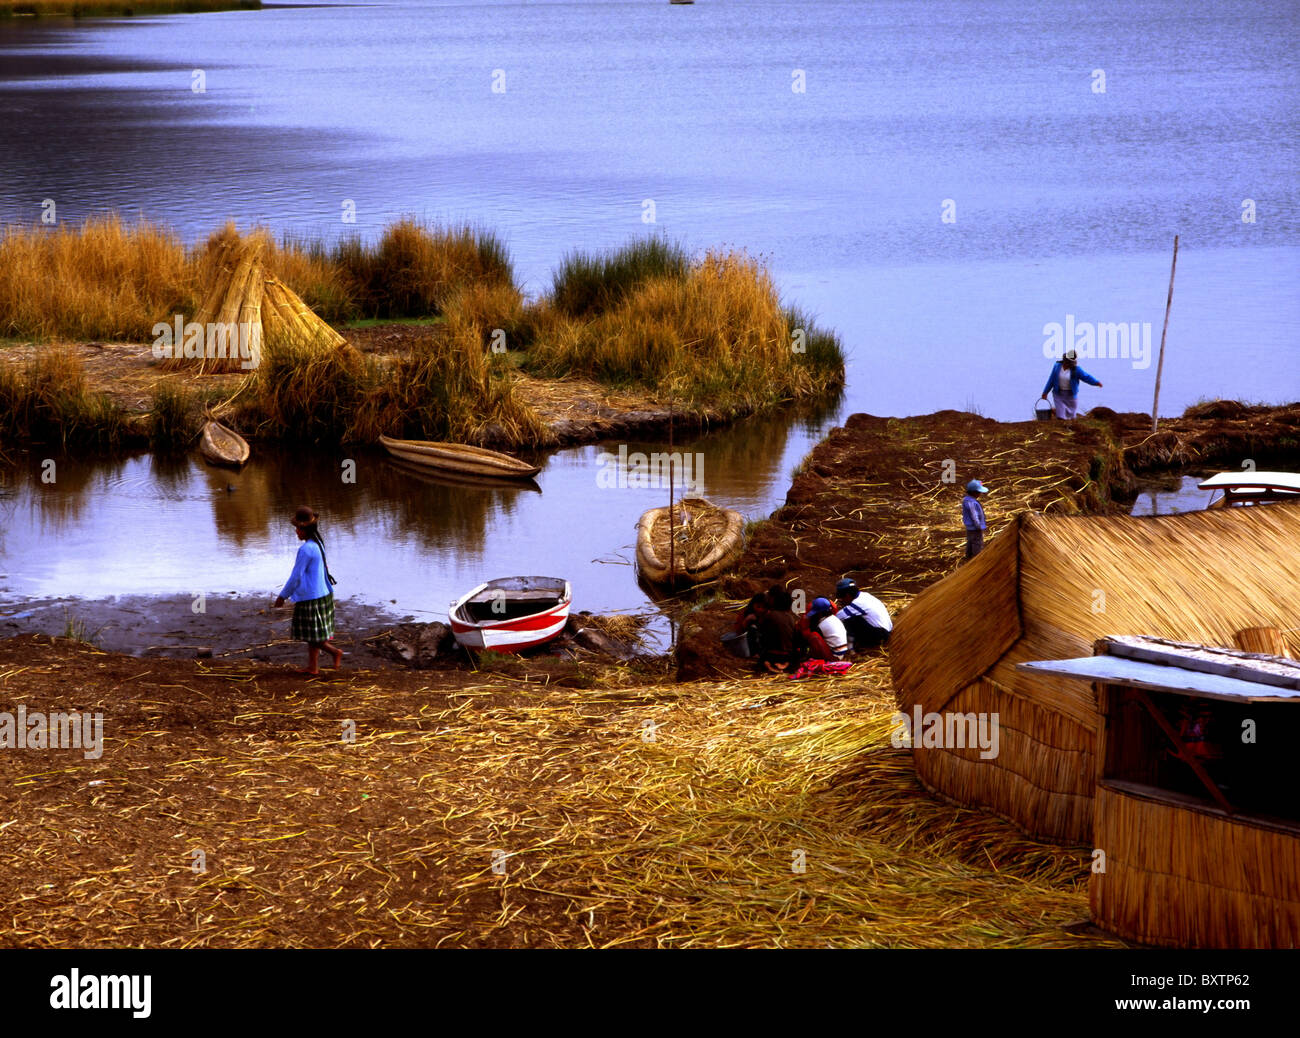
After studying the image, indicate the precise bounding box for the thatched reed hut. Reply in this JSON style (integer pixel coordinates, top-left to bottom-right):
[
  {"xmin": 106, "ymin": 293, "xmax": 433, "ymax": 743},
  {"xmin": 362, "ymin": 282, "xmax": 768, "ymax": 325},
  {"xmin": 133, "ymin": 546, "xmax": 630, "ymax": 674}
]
[
  {"xmin": 1021, "ymin": 635, "xmax": 1300, "ymax": 948},
  {"xmin": 888, "ymin": 503, "xmax": 1300, "ymax": 844}
]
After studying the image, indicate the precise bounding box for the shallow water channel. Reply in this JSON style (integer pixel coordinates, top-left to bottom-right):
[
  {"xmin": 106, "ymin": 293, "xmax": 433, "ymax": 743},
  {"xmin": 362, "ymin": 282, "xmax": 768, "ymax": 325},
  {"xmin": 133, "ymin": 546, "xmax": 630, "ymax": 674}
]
[{"xmin": 0, "ymin": 403, "xmax": 842, "ymax": 652}]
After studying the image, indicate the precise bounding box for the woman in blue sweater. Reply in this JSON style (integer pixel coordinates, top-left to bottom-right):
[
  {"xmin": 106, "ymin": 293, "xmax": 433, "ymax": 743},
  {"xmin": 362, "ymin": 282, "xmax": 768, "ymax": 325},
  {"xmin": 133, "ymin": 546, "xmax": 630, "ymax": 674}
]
[
  {"xmin": 1041, "ymin": 349, "xmax": 1102, "ymax": 420},
  {"xmin": 274, "ymin": 505, "xmax": 342, "ymax": 675}
]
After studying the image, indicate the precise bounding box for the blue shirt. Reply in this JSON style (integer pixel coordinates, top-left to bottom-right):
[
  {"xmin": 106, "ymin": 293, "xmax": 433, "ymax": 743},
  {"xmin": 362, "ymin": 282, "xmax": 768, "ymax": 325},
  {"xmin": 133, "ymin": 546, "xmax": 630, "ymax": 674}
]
[
  {"xmin": 1043, "ymin": 361, "xmax": 1101, "ymax": 397},
  {"xmin": 279, "ymin": 540, "xmax": 332, "ymax": 602},
  {"xmin": 962, "ymin": 494, "xmax": 986, "ymax": 531}
]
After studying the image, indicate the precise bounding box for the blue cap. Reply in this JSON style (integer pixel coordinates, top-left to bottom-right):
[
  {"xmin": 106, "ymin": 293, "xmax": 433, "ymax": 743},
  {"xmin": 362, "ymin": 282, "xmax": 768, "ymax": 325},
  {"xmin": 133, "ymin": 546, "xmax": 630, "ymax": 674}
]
[
  {"xmin": 966, "ymin": 480, "xmax": 989, "ymax": 494},
  {"xmin": 811, "ymin": 597, "xmax": 833, "ymax": 614}
]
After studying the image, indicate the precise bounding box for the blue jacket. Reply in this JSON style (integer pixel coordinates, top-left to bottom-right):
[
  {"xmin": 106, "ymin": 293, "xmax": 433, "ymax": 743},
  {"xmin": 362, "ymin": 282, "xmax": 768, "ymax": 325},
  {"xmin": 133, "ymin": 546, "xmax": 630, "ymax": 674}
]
[
  {"xmin": 1044, "ymin": 361, "xmax": 1100, "ymax": 397},
  {"xmin": 279, "ymin": 539, "xmax": 332, "ymax": 602},
  {"xmin": 962, "ymin": 494, "xmax": 986, "ymax": 531}
]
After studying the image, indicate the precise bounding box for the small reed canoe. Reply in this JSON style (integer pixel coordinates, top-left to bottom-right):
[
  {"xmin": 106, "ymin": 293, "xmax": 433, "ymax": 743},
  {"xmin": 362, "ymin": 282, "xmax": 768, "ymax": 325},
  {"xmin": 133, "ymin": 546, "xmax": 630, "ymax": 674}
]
[
  {"xmin": 636, "ymin": 496, "xmax": 744, "ymax": 587},
  {"xmin": 449, "ymin": 576, "xmax": 571, "ymax": 652},
  {"xmin": 199, "ymin": 420, "xmax": 250, "ymax": 468},
  {"xmin": 384, "ymin": 456, "xmax": 541, "ymax": 494},
  {"xmin": 379, "ymin": 434, "xmax": 541, "ymax": 480}
]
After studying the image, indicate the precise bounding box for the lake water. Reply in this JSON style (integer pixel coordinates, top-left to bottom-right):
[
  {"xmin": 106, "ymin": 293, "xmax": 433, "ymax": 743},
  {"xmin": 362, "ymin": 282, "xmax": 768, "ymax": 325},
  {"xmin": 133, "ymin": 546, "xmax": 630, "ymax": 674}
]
[{"xmin": 1, "ymin": 0, "xmax": 1297, "ymax": 632}]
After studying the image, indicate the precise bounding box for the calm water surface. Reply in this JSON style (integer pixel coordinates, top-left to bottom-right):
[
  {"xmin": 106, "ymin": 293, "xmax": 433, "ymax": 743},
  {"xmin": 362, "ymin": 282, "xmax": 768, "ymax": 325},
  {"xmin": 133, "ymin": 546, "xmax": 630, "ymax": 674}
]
[{"xmin": 1, "ymin": 0, "xmax": 1297, "ymax": 625}]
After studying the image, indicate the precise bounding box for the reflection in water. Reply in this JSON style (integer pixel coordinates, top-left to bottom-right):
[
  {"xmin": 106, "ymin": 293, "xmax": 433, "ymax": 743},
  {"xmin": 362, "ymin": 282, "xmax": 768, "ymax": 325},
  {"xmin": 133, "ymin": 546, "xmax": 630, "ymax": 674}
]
[
  {"xmin": 0, "ymin": 401, "xmax": 845, "ymax": 636},
  {"xmin": 1130, "ymin": 475, "xmax": 1214, "ymax": 516}
]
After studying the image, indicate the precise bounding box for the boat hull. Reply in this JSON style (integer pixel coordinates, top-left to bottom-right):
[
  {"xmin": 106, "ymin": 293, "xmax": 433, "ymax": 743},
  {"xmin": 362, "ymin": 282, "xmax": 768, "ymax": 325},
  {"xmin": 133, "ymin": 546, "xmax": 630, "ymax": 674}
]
[
  {"xmin": 384, "ymin": 456, "xmax": 541, "ymax": 494},
  {"xmin": 449, "ymin": 576, "xmax": 571, "ymax": 652},
  {"xmin": 379, "ymin": 435, "xmax": 541, "ymax": 480},
  {"xmin": 199, "ymin": 421, "xmax": 250, "ymax": 467}
]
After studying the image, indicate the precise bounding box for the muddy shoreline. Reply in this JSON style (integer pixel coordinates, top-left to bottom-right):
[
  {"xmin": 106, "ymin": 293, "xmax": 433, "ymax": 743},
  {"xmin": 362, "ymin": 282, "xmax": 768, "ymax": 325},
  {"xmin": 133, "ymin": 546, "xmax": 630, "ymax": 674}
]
[
  {"xmin": 0, "ymin": 592, "xmax": 659, "ymax": 674},
  {"xmin": 0, "ymin": 593, "xmax": 414, "ymax": 669}
]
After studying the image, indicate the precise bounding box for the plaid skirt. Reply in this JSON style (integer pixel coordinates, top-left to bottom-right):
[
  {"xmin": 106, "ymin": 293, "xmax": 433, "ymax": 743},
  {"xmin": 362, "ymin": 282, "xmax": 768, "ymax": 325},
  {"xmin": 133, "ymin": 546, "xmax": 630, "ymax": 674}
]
[{"xmin": 291, "ymin": 593, "xmax": 335, "ymax": 643}]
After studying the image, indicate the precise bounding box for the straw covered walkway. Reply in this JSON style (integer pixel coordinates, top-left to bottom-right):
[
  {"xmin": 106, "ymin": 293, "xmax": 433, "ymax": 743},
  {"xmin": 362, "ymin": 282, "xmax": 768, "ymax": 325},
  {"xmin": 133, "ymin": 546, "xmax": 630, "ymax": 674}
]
[{"xmin": 0, "ymin": 631, "xmax": 1107, "ymax": 948}]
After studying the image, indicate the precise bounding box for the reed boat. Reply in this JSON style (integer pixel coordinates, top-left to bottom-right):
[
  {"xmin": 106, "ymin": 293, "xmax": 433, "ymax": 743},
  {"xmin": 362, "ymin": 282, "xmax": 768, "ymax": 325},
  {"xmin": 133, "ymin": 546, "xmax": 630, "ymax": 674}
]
[
  {"xmin": 635, "ymin": 496, "xmax": 744, "ymax": 587},
  {"xmin": 449, "ymin": 576, "xmax": 572, "ymax": 652},
  {"xmin": 384, "ymin": 456, "xmax": 541, "ymax": 494},
  {"xmin": 1198, "ymin": 471, "xmax": 1300, "ymax": 508},
  {"xmin": 378, "ymin": 434, "xmax": 541, "ymax": 480},
  {"xmin": 198, "ymin": 420, "xmax": 250, "ymax": 468}
]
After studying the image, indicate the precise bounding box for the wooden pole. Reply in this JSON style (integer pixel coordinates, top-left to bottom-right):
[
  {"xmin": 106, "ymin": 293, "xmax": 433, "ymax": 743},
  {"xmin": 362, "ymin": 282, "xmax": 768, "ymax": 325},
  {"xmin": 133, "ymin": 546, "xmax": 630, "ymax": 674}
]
[
  {"xmin": 668, "ymin": 404, "xmax": 675, "ymax": 587},
  {"xmin": 1151, "ymin": 234, "xmax": 1179, "ymax": 433}
]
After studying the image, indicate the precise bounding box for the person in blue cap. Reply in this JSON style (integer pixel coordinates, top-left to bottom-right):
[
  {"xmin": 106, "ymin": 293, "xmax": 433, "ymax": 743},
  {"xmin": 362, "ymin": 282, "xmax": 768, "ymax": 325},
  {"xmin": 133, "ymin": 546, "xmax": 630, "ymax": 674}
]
[
  {"xmin": 962, "ymin": 479, "xmax": 989, "ymax": 558},
  {"xmin": 803, "ymin": 596, "xmax": 849, "ymax": 659}
]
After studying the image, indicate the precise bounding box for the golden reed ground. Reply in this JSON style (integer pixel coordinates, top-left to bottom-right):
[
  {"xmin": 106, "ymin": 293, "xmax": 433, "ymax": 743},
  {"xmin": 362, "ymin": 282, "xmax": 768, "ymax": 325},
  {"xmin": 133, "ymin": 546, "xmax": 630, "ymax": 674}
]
[{"xmin": 0, "ymin": 634, "xmax": 1110, "ymax": 948}]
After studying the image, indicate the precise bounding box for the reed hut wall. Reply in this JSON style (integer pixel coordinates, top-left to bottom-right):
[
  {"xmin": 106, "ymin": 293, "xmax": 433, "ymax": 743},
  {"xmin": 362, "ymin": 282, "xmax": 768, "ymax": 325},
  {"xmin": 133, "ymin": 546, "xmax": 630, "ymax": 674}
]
[
  {"xmin": 1092, "ymin": 784, "xmax": 1300, "ymax": 948},
  {"xmin": 889, "ymin": 503, "xmax": 1300, "ymax": 844}
]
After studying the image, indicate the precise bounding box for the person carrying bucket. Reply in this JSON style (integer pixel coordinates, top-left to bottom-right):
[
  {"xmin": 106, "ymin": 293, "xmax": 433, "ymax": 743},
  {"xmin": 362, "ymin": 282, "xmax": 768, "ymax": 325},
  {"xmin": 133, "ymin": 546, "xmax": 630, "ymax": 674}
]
[{"xmin": 1040, "ymin": 349, "xmax": 1102, "ymax": 420}]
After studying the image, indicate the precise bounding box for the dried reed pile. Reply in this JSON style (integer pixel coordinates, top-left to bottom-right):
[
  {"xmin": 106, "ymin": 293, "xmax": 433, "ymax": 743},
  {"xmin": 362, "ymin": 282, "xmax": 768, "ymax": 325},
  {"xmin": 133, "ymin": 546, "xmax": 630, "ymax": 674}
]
[
  {"xmin": 161, "ymin": 234, "xmax": 346, "ymax": 375},
  {"xmin": 890, "ymin": 502, "xmax": 1300, "ymax": 843},
  {"xmin": 261, "ymin": 277, "xmax": 347, "ymax": 354},
  {"xmin": 0, "ymin": 643, "xmax": 1114, "ymax": 948}
]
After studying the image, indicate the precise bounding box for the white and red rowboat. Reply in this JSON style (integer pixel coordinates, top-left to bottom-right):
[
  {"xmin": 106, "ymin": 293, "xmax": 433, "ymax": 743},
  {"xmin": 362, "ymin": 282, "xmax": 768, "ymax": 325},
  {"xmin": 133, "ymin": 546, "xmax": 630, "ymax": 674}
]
[{"xmin": 449, "ymin": 576, "xmax": 571, "ymax": 652}]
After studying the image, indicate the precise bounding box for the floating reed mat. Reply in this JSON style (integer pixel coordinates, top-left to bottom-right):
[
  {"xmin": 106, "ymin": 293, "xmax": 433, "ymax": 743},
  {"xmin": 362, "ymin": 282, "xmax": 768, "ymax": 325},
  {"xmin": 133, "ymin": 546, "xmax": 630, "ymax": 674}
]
[
  {"xmin": 0, "ymin": 644, "xmax": 1118, "ymax": 948},
  {"xmin": 159, "ymin": 236, "xmax": 346, "ymax": 376}
]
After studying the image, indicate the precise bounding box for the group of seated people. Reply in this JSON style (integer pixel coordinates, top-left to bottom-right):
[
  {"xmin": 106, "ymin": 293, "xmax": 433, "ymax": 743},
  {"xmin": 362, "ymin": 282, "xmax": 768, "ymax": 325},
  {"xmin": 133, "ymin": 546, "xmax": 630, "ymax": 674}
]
[{"xmin": 731, "ymin": 578, "xmax": 893, "ymax": 674}]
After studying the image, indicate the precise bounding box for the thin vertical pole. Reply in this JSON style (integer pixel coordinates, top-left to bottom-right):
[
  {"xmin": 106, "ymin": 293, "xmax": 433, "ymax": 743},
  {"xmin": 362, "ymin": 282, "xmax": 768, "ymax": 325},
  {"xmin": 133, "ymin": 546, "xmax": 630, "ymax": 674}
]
[
  {"xmin": 668, "ymin": 404, "xmax": 675, "ymax": 586},
  {"xmin": 1151, "ymin": 234, "xmax": 1179, "ymax": 434}
]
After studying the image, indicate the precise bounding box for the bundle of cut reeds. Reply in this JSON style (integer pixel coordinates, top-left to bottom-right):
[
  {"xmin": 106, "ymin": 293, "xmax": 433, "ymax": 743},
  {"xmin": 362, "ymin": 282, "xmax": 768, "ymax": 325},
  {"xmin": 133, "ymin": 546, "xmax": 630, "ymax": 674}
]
[
  {"xmin": 261, "ymin": 275, "xmax": 347, "ymax": 355},
  {"xmin": 160, "ymin": 234, "xmax": 345, "ymax": 376}
]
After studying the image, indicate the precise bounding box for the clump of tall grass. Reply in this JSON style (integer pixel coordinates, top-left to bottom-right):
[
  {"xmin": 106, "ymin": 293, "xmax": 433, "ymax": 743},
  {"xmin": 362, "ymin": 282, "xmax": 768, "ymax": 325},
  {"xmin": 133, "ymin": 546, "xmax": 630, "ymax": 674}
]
[
  {"xmin": 438, "ymin": 280, "xmax": 527, "ymax": 352},
  {"xmin": 0, "ymin": 349, "xmax": 126, "ymax": 447},
  {"xmin": 331, "ymin": 219, "xmax": 516, "ymax": 320},
  {"xmin": 148, "ymin": 383, "xmax": 200, "ymax": 452},
  {"xmin": 528, "ymin": 249, "xmax": 844, "ymax": 415},
  {"xmin": 0, "ymin": 217, "xmax": 520, "ymax": 342},
  {"xmin": 351, "ymin": 311, "xmax": 544, "ymax": 445},
  {"xmin": 248, "ymin": 309, "xmax": 541, "ymax": 446},
  {"xmin": 249, "ymin": 324, "xmax": 369, "ymax": 445},
  {"xmin": 782, "ymin": 304, "xmax": 846, "ymax": 380},
  {"xmin": 0, "ymin": 216, "xmax": 190, "ymax": 341},
  {"xmin": 551, "ymin": 236, "xmax": 690, "ymax": 318}
]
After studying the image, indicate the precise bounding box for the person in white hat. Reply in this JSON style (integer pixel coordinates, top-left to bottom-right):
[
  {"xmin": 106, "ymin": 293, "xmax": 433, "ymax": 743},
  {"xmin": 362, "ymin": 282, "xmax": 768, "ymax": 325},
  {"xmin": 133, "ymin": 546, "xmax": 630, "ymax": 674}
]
[{"xmin": 1041, "ymin": 349, "xmax": 1102, "ymax": 420}]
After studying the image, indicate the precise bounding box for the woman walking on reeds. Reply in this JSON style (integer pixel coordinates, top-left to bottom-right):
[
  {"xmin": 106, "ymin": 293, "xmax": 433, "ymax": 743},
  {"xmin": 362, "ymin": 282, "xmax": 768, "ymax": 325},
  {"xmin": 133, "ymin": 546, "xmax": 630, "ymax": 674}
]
[
  {"xmin": 274, "ymin": 505, "xmax": 342, "ymax": 676},
  {"xmin": 1040, "ymin": 348, "xmax": 1102, "ymax": 420}
]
